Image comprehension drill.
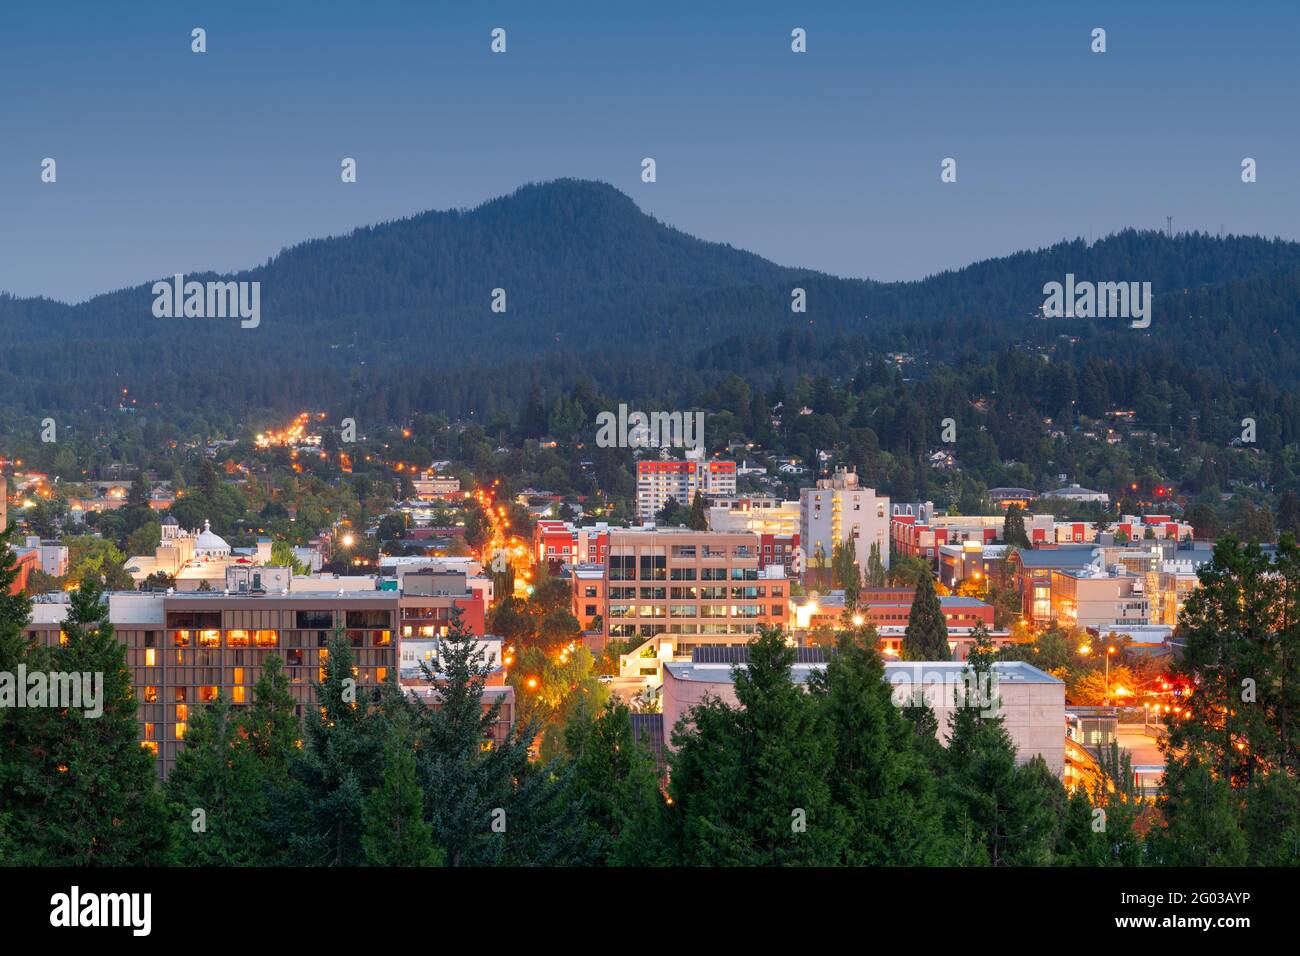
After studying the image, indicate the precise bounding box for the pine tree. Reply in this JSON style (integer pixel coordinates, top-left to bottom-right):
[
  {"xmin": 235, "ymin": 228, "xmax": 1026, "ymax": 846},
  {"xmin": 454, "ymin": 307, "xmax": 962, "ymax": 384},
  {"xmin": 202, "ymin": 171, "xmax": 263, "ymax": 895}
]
[
  {"xmin": 1241, "ymin": 771, "xmax": 1300, "ymax": 865},
  {"xmin": 0, "ymin": 526, "xmax": 35, "ymax": 864},
  {"xmin": 361, "ymin": 733, "xmax": 442, "ymax": 866},
  {"xmin": 832, "ymin": 540, "xmax": 861, "ymax": 611},
  {"xmin": 1154, "ymin": 758, "xmax": 1247, "ymax": 865},
  {"xmin": 687, "ymin": 491, "xmax": 708, "ymax": 531},
  {"xmin": 564, "ymin": 697, "xmax": 671, "ymax": 865},
  {"xmin": 279, "ymin": 633, "xmax": 380, "ymax": 866},
  {"xmin": 902, "ymin": 571, "xmax": 949, "ymax": 660},
  {"xmin": 242, "ymin": 653, "xmax": 299, "ymax": 779},
  {"xmin": 1279, "ymin": 491, "xmax": 1300, "ymax": 540},
  {"xmin": 414, "ymin": 610, "xmax": 587, "ymax": 865},
  {"xmin": 1002, "ymin": 504, "xmax": 1031, "ymax": 549},
  {"xmin": 808, "ymin": 622, "xmax": 950, "ymax": 864},
  {"xmin": 165, "ymin": 694, "xmax": 267, "ymax": 865},
  {"xmin": 19, "ymin": 580, "xmax": 167, "ymax": 864},
  {"xmin": 866, "ymin": 541, "xmax": 886, "ymax": 588},
  {"xmin": 941, "ymin": 648, "xmax": 1064, "ymax": 865},
  {"xmin": 668, "ymin": 627, "xmax": 845, "ymax": 865}
]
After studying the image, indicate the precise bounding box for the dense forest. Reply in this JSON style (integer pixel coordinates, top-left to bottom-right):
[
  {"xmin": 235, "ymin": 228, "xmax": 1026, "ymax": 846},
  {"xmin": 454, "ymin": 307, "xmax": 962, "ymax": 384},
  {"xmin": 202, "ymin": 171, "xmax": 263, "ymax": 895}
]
[{"xmin": 2, "ymin": 178, "xmax": 1299, "ymax": 427}]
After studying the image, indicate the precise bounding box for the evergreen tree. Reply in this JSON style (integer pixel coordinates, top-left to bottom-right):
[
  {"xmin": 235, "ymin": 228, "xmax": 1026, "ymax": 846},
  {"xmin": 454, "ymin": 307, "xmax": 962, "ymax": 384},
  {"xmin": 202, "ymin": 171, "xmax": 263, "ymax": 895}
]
[
  {"xmin": 941, "ymin": 648, "xmax": 1064, "ymax": 865},
  {"xmin": 808, "ymin": 622, "xmax": 950, "ymax": 864},
  {"xmin": 1241, "ymin": 771, "xmax": 1300, "ymax": 865},
  {"xmin": 687, "ymin": 491, "xmax": 708, "ymax": 531},
  {"xmin": 564, "ymin": 697, "xmax": 672, "ymax": 865},
  {"xmin": 1153, "ymin": 758, "xmax": 1247, "ymax": 865},
  {"xmin": 832, "ymin": 540, "xmax": 861, "ymax": 611},
  {"xmin": 0, "ymin": 527, "xmax": 35, "ymax": 864},
  {"xmin": 866, "ymin": 541, "xmax": 886, "ymax": 588},
  {"xmin": 17, "ymin": 580, "xmax": 167, "ymax": 864},
  {"xmin": 668, "ymin": 627, "xmax": 845, "ymax": 864},
  {"xmin": 1278, "ymin": 490, "xmax": 1300, "ymax": 540},
  {"xmin": 279, "ymin": 633, "xmax": 380, "ymax": 866},
  {"xmin": 1002, "ymin": 504, "xmax": 1031, "ymax": 548},
  {"xmin": 902, "ymin": 571, "xmax": 949, "ymax": 661},
  {"xmin": 414, "ymin": 610, "xmax": 587, "ymax": 865},
  {"xmin": 361, "ymin": 732, "xmax": 442, "ymax": 866},
  {"xmin": 165, "ymin": 695, "xmax": 267, "ymax": 865},
  {"xmin": 243, "ymin": 653, "xmax": 300, "ymax": 780}
]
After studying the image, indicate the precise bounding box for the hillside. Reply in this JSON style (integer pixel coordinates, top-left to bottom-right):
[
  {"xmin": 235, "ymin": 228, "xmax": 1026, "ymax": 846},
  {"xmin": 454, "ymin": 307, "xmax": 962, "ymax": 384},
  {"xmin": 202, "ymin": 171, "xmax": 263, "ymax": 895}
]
[{"xmin": 1, "ymin": 178, "xmax": 1299, "ymax": 423}]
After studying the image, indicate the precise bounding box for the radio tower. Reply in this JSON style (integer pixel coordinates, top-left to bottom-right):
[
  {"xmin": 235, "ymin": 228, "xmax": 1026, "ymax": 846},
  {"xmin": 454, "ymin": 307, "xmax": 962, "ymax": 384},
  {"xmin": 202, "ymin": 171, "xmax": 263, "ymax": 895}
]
[{"xmin": 1166, "ymin": 216, "xmax": 1173, "ymax": 239}]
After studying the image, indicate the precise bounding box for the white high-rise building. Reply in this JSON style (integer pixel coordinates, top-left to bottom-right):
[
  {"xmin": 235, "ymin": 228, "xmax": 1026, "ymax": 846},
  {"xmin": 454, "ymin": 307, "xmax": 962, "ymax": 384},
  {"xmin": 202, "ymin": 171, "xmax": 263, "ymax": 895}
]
[
  {"xmin": 799, "ymin": 467, "xmax": 890, "ymax": 574},
  {"xmin": 635, "ymin": 459, "xmax": 737, "ymax": 521}
]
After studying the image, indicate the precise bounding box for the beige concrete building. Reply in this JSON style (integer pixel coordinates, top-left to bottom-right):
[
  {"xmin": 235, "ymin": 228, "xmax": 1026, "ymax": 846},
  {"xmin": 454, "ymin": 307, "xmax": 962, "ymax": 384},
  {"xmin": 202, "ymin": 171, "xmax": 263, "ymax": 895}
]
[
  {"xmin": 661, "ymin": 652, "xmax": 1066, "ymax": 776},
  {"xmin": 1049, "ymin": 570, "xmax": 1152, "ymax": 629}
]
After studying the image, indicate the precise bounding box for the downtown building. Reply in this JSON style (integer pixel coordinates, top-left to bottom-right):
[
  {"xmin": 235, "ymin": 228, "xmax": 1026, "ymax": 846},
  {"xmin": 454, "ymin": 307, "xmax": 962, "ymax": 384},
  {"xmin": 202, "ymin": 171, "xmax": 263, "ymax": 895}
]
[
  {"xmin": 24, "ymin": 572, "xmax": 488, "ymax": 777},
  {"xmin": 660, "ymin": 648, "xmax": 1066, "ymax": 777},
  {"xmin": 798, "ymin": 467, "xmax": 890, "ymax": 577},
  {"xmin": 635, "ymin": 458, "xmax": 737, "ymax": 522},
  {"xmin": 597, "ymin": 527, "xmax": 789, "ymax": 674}
]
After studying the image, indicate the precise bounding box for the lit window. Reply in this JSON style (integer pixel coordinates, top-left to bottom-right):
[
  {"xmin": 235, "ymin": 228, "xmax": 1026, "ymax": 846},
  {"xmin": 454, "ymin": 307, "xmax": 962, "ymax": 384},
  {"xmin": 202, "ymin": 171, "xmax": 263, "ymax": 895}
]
[
  {"xmin": 232, "ymin": 686, "xmax": 246, "ymax": 704},
  {"xmin": 198, "ymin": 629, "xmax": 220, "ymax": 647},
  {"xmin": 227, "ymin": 629, "xmax": 250, "ymax": 647},
  {"xmin": 144, "ymin": 648, "xmax": 157, "ymax": 667},
  {"xmin": 254, "ymin": 630, "xmax": 279, "ymax": 648},
  {"xmin": 143, "ymin": 686, "xmax": 158, "ymax": 703},
  {"xmin": 199, "ymin": 686, "xmax": 218, "ymax": 703},
  {"xmin": 173, "ymin": 629, "xmax": 191, "ymax": 647},
  {"xmin": 175, "ymin": 722, "xmax": 187, "ymax": 740}
]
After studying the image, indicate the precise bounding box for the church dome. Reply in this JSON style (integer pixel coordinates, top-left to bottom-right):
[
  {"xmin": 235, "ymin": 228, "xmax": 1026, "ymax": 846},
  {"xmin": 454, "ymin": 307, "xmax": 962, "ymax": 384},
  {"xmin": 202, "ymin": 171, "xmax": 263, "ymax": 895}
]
[{"xmin": 195, "ymin": 519, "xmax": 230, "ymax": 556}]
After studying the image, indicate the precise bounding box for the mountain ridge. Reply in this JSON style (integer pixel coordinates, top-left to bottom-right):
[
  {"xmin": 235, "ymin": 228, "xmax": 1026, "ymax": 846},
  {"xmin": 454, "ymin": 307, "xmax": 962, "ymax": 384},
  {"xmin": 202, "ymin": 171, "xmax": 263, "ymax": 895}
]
[{"xmin": 1, "ymin": 178, "xmax": 1298, "ymax": 422}]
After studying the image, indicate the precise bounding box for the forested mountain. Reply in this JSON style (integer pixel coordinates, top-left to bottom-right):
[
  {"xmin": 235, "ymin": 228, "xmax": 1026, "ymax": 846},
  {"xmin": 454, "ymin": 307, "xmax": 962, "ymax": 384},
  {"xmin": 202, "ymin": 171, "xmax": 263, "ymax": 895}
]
[{"xmin": 2, "ymin": 177, "xmax": 1299, "ymax": 425}]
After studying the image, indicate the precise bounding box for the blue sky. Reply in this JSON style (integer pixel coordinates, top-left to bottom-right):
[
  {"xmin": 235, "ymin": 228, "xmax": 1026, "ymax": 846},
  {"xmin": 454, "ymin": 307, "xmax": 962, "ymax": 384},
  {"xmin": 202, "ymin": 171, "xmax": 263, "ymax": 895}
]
[{"xmin": 1, "ymin": 0, "xmax": 1296, "ymax": 302}]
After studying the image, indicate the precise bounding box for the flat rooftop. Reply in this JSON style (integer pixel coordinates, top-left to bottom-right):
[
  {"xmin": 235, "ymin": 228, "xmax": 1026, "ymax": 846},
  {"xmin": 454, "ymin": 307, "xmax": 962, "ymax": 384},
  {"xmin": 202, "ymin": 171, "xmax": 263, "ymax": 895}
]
[{"xmin": 665, "ymin": 658, "xmax": 1062, "ymax": 685}]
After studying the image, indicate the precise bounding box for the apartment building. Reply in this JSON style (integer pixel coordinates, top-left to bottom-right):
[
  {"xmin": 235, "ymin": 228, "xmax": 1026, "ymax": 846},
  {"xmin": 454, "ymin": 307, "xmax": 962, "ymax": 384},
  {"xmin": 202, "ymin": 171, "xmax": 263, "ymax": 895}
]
[
  {"xmin": 27, "ymin": 589, "xmax": 401, "ymax": 778},
  {"xmin": 410, "ymin": 473, "xmax": 461, "ymax": 499},
  {"xmin": 603, "ymin": 527, "xmax": 786, "ymax": 640},
  {"xmin": 634, "ymin": 459, "xmax": 737, "ymax": 521},
  {"xmin": 799, "ymin": 467, "xmax": 890, "ymax": 575}
]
